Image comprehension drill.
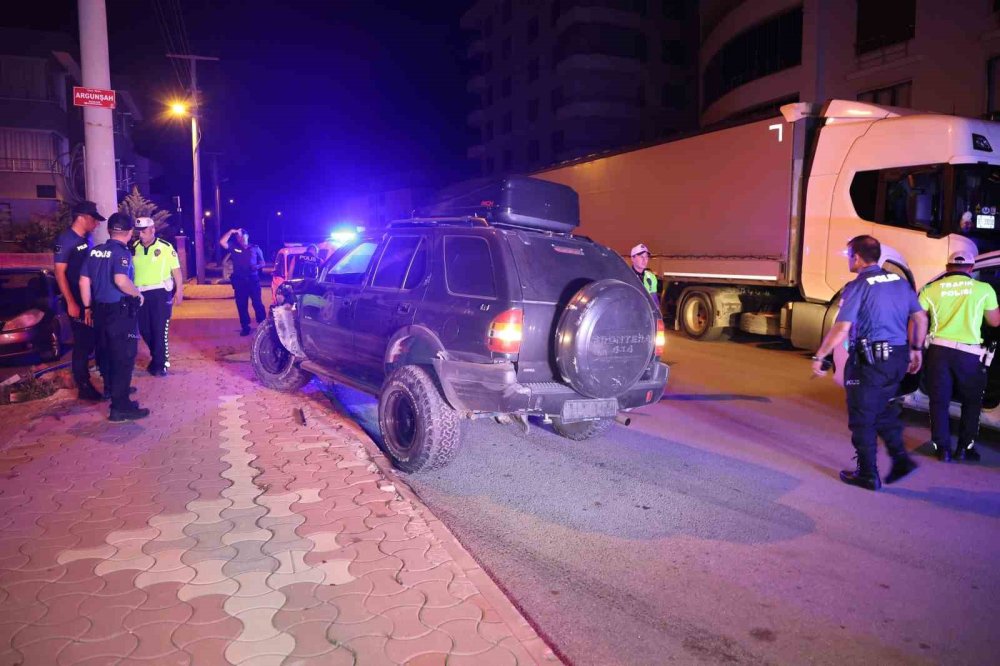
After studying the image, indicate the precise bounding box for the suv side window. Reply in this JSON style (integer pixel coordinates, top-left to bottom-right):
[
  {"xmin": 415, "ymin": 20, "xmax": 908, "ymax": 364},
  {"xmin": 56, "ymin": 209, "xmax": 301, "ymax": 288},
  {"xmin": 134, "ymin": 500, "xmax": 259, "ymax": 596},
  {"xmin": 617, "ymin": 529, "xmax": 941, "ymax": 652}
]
[
  {"xmin": 323, "ymin": 241, "xmax": 377, "ymax": 285},
  {"xmin": 372, "ymin": 236, "xmax": 422, "ymax": 289},
  {"xmin": 444, "ymin": 236, "xmax": 497, "ymax": 298},
  {"xmin": 403, "ymin": 240, "xmax": 427, "ymax": 290}
]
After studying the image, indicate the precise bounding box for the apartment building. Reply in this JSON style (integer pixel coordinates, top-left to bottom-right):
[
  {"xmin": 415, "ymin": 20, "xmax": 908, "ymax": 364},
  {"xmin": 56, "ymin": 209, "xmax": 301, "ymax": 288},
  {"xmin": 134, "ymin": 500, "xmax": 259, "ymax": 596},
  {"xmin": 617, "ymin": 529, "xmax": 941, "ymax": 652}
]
[
  {"xmin": 699, "ymin": 0, "xmax": 1000, "ymax": 126},
  {"xmin": 461, "ymin": 0, "xmax": 699, "ymax": 176}
]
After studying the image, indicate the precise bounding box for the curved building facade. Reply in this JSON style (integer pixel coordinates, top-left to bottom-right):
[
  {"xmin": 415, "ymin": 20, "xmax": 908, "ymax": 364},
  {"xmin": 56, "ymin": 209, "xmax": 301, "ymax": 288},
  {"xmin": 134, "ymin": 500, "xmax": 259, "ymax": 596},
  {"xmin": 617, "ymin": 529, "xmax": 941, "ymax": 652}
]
[{"xmin": 700, "ymin": 0, "xmax": 1000, "ymax": 126}]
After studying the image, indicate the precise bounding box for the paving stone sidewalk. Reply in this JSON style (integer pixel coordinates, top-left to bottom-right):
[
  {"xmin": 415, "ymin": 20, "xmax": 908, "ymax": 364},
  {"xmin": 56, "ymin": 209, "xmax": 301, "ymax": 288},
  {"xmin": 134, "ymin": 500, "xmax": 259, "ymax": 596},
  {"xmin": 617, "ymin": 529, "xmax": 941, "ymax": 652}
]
[{"xmin": 0, "ymin": 320, "xmax": 557, "ymax": 665}]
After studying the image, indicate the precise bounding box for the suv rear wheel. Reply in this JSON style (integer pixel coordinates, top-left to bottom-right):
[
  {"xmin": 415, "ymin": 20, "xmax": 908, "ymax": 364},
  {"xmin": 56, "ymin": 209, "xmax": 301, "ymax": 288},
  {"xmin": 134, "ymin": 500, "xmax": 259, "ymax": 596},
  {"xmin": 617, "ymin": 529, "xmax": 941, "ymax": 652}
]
[
  {"xmin": 251, "ymin": 319, "xmax": 312, "ymax": 391},
  {"xmin": 379, "ymin": 365, "xmax": 460, "ymax": 473},
  {"xmin": 551, "ymin": 417, "xmax": 613, "ymax": 441}
]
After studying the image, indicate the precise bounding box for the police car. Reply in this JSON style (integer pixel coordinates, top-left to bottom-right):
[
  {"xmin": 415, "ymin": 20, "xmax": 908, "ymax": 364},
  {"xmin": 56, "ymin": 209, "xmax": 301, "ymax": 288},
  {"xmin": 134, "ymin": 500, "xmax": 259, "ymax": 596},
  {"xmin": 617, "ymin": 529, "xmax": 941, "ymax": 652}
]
[{"xmin": 900, "ymin": 250, "xmax": 1000, "ymax": 429}]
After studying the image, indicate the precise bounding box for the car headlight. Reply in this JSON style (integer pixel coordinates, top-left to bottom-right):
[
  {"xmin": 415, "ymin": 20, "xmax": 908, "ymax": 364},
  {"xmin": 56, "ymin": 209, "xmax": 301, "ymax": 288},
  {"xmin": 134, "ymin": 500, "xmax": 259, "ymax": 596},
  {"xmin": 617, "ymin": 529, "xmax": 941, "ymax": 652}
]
[{"xmin": 2, "ymin": 309, "xmax": 45, "ymax": 332}]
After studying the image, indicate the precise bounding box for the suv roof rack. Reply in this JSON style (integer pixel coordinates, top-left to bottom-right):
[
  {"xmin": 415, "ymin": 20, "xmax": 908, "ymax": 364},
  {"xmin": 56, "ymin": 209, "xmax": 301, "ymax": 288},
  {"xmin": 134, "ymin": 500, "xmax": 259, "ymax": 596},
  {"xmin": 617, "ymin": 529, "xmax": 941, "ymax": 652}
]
[{"xmin": 389, "ymin": 216, "xmax": 489, "ymax": 228}]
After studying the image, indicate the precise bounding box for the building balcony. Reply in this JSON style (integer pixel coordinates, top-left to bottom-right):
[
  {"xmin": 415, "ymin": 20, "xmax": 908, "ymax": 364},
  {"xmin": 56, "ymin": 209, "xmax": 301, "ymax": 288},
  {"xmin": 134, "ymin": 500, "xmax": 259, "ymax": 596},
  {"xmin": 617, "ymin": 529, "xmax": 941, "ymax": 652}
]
[
  {"xmin": 467, "ymin": 74, "xmax": 487, "ymax": 93},
  {"xmin": 467, "ymin": 108, "xmax": 485, "ymax": 127},
  {"xmin": 467, "ymin": 38, "xmax": 486, "ymax": 58},
  {"xmin": 0, "ymin": 157, "xmax": 61, "ymax": 174},
  {"xmin": 555, "ymin": 53, "xmax": 642, "ymax": 76},
  {"xmin": 555, "ymin": 100, "xmax": 640, "ymax": 121}
]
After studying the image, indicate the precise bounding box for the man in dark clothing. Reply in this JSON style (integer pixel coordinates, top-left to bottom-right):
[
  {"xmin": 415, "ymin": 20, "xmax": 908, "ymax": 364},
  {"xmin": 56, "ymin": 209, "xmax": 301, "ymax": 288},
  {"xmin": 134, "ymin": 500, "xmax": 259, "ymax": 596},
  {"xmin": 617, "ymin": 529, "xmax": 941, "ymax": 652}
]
[
  {"xmin": 54, "ymin": 200, "xmax": 106, "ymax": 400},
  {"xmin": 811, "ymin": 235, "xmax": 928, "ymax": 491},
  {"xmin": 79, "ymin": 213, "xmax": 149, "ymax": 422},
  {"xmin": 295, "ymin": 244, "xmax": 321, "ymax": 279},
  {"xmin": 220, "ymin": 227, "xmax": 266, "ymax": 336}
]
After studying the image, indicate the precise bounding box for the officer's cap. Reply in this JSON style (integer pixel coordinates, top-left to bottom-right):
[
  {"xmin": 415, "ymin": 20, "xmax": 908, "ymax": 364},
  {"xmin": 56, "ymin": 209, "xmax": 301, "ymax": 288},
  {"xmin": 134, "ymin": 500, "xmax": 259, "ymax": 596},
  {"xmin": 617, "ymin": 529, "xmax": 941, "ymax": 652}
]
[
  {"xmin": 107, "ymin": 213, "xmax": 135, "ymax": 232},
  {"xmin": 630, "ymin": 243, "xmax": 650, "ymax": 257},
  {"xmin": 71, "ymin": 200, "xmax": 106, "ymax": 221},
  {"xmin": 947, "ymin": 251, "xmax": 975, "ymax": 266},
  {"xmin": 135, "ymin": 217, "xmax": 155, "ymax": 229}
]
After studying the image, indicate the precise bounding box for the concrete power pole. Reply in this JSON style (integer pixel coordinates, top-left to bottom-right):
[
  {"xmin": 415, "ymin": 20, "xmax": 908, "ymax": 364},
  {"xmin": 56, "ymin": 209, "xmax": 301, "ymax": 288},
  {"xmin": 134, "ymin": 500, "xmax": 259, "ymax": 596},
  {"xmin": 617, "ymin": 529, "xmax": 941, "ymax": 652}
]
[
  {"xmin": 167, "ymin": 53, "xmax": 218, "ymax": 284},
  {"xmin": 210, "ymin": 153, "xmax": 222, "ymax": 262},
  {"xmin": 77, "ymin": 0, "xmax": 118, "ymax": 243}
]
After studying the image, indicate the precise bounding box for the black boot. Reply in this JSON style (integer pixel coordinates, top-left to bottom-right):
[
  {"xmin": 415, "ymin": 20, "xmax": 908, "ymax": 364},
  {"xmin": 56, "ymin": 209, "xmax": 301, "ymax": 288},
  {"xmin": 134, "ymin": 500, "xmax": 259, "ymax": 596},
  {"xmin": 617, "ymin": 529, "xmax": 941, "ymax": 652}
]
[
  {"xmin": 955, "ymin": 442, "xmax": 981, "ymax": 462},
  {"xmin": 932, "ymin": 441, "xmax": 952, "ymax": 462},
  {"xmin": 885, "ymin": 453, "xmax": 917, "ymax": 484},
  {"xmin": 840, "ymin": 453, "xmax": 881, "ymax": 491}
]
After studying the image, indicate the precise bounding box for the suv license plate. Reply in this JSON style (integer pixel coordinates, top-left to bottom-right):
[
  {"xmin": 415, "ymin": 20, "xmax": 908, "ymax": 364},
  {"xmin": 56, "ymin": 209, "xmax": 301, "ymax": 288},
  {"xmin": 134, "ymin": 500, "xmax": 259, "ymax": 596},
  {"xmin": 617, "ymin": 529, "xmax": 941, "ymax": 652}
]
[{"xmin": 560, "ymin": 398, "xmax": 618, "ymax": 423}]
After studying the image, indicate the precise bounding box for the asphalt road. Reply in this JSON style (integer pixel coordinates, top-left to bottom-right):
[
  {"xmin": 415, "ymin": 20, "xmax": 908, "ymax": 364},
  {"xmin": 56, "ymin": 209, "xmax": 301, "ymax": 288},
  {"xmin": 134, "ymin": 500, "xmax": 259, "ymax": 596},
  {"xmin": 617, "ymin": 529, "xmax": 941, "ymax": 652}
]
[{"xmin": 327, "ymin": 332, "xmax": 1000, "ymax": 666}]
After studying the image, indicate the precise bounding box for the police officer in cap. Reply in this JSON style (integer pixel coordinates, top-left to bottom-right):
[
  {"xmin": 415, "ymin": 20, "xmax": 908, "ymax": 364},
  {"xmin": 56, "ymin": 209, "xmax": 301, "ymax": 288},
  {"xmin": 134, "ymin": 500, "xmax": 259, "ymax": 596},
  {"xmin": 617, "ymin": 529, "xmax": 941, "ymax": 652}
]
[
  {"xmin": 131, "ymin": 217, "xmax": 184, "ymax": 376},
  {"xmin": 54, "ymin": 200, "xmax": 107, "ymax": 400},
  {"xmin": 79, "ymin": 213, "xmax": 149, "ymax": 422},
  {"xmin": 812, "ymin": 235, "xmax": 928, "ymax": 490},
  {"xmin": 220, "ymin": 227, "xmax": 266, "ymax": 336},
  {"xmin": 630, "ymin": 243, "xmax": 658, "ymax": 306},
  {"xmin": 918, "ymin": 251, "xmax": 1000, "ymax": 461}
]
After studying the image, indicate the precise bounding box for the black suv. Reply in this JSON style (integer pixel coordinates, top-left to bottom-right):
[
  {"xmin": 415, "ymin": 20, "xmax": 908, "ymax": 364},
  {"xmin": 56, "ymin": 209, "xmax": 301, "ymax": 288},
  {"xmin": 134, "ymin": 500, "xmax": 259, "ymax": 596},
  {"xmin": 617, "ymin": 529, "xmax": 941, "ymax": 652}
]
[{"xmin": 251, "ymin": 177, "xmax": 669, "ymax": 472}]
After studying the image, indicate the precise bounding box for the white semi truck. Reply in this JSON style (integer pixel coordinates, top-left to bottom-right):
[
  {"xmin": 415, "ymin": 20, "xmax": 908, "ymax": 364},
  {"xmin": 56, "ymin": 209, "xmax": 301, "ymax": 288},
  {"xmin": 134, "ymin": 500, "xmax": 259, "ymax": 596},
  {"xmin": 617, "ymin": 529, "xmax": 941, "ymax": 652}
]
[{"xmin": 536, "ymin": 100, "xmax": 999, "ymax": 349}]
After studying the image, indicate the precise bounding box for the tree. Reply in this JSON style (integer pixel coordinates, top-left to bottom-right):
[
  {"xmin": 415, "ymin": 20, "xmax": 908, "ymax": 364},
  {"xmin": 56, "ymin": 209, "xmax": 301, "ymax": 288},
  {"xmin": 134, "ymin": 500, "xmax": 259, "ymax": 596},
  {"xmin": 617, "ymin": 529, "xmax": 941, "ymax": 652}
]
[
  {"xmin": 15, "ymin": 203, "xmax": 70, "ymax": 253},
  {"xmin": 118, "ymin": 186, "xmax": 171, "ymax": 231}
]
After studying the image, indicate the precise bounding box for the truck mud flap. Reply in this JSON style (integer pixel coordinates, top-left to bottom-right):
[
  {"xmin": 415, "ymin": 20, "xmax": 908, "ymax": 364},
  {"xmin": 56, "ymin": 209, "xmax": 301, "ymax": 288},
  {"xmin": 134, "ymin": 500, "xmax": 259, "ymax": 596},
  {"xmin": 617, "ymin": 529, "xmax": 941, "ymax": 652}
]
[{"xmin": 272, "ymin": 305, "xmax": 306, "ymax": 359}]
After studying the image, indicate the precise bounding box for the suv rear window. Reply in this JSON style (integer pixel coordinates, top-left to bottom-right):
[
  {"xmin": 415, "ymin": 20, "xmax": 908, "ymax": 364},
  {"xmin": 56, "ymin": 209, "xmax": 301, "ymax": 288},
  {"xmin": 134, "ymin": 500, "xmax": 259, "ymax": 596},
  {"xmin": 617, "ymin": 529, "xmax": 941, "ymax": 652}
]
[
  {"xmin": 444, "ymin": 236, "xmax": 497, "ymax": 298},
  {"xmin": 504, "ymin": 230, "xmax": 635, "ymax": 301}
]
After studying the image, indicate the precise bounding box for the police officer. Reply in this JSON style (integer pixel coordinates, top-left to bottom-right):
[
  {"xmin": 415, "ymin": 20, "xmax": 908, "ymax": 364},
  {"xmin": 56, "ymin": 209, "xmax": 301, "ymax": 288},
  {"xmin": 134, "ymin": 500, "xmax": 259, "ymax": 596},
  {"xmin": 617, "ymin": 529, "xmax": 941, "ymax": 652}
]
[
  {"xmin": 630, "ymin": 243, "xmax": 658, "ymax": 305},
  {"xmin": 811, "ymin": 235, "xmax": 928, "ymax": 490},
  {"xmin": 295, "ymin": 243, "xmax": 320, "ymax": 279},
  {"xmin": 220, "ymin": 227, "xmax": 266, "ymax": 336},
  {"xmin": 54, "ymin": 201, "xmax": 106, "ymax": 400},
  {"xmin": 79, "ymin": 213, "xmax": 149, "ymax": 422},
  {"xmin": 131, "ymin": 217, "xmax": 184, "ymax": 376},
  {"xmin": 918, "ymin": 251, "xmax": 1000, "ymax": 462}
]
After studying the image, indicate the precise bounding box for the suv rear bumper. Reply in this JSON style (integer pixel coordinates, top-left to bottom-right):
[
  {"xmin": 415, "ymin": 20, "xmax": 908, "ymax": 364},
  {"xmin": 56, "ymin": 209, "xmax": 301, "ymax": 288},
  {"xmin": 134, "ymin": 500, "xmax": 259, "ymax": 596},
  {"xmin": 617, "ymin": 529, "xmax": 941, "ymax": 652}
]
[{"xmin": 433, "ymin": 358, "xmax": 668, "ymax": 419}]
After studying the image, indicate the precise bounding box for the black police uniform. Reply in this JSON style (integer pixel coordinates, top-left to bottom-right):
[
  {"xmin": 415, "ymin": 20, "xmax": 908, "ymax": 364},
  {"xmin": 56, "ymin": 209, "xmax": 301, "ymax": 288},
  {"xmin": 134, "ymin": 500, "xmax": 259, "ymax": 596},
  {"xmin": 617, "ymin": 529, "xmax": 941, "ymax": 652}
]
[
  {"xmin": 836, "ymin": 265, "xmax": 922, "ymax": 482},
  {"xmin": 294, "ymin": 251, "xmax": 320, "ymax": 279},
  {"xmin": 227, "ymin": 238, "xmax": 266, "ymax": 334},
  {"xmin": 82, "ymin": 239, "xmax": 140, "ymax": 413},
  {"xmin": 54, "ymin": 228, "xmax": 107, "ymax": 387}
]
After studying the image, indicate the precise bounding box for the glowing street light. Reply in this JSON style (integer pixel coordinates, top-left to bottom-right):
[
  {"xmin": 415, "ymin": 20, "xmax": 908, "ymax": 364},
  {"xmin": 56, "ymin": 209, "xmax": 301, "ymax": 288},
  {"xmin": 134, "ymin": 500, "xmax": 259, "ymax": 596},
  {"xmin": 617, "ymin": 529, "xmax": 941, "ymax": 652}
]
[
  {"xmin": 276, "ymin": 211, "xmax": 282, "ymax": 216},
  {"xmin": 228, "ymin": 198, "xmax": 235, "ymax": 204},
  {"xmin": 169, "ymin": 101, "xmax": 189, "ymax": 116}
]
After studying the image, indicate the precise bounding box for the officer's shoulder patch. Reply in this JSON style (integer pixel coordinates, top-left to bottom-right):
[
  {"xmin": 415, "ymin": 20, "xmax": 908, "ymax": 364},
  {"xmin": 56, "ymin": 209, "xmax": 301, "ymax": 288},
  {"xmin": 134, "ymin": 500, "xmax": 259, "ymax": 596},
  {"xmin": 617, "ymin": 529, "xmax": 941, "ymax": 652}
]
[
  {"xmin": 54, "ymin": 244, "xmax": 62, "ymax": 253},
  {"xmin": 121, "ymin": 257, "xmax": 129, "ymax": 267},
  {"xmin": 171, "ymin": 250, "xmax": 177, "ymax": 258},
  {"xmin": 154, "ymin": 248, "xmax": 161, "ymax": 257}
]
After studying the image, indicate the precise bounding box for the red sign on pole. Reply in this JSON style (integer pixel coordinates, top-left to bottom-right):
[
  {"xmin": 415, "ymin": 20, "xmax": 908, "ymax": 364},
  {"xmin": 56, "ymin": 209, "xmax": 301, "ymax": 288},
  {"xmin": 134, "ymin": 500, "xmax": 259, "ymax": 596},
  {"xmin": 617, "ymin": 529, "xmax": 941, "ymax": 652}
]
[{"xmin": 72, "ymin": 86, "xmax": 116, "ymax": 109}]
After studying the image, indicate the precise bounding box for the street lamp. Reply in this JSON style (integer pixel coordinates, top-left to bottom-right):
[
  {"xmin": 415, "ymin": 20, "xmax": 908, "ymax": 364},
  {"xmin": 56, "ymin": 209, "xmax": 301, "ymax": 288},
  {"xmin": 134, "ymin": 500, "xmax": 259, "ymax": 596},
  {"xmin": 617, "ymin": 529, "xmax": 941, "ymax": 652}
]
[{"xmin": 168, "ymin": 98, "xmax": 207, "ymax": 283}]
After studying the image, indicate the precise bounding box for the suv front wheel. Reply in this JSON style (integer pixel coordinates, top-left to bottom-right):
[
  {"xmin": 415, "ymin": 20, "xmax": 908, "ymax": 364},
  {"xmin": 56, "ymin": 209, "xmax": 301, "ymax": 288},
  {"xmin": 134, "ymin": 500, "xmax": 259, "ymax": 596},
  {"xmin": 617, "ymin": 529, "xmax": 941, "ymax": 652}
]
[
  {"xmin": 379, "ymin": 365, "xmax": 461, "ymax": 472},
  {"xmin": 251, "ymin": 319, "xmax": 313, "ymax": 391}
]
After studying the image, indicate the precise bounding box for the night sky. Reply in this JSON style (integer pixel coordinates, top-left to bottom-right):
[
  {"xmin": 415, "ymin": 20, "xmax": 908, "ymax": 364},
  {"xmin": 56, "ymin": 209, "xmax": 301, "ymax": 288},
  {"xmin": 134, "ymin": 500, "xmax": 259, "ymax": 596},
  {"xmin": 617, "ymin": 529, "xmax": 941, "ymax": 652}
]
[{"xmin": 5, "ymin": 0, "xmax": 473, "ymax": 243}]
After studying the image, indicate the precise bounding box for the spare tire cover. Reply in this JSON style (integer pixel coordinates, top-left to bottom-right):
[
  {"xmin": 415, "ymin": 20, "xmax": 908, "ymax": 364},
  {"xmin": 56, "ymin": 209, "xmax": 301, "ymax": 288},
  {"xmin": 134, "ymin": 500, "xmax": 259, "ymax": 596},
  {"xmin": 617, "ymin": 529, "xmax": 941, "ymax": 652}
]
[{"xmin": 555, "ymin": 279, "xmax": 656, "ymax": 399}]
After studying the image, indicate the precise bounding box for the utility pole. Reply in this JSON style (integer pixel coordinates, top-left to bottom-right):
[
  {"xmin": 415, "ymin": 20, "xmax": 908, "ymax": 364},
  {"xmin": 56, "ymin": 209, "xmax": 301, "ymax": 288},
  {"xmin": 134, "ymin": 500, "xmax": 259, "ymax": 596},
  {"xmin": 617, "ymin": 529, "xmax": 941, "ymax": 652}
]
[
  {"xmin": 167, "ymin": 53, "xmax": 219, "ymax": 284},
  {"xmin": 77, "ymin": 0, "xmax": 117, "ymax": 243},
  {"xmin": 208, "ymin": 152, "xmax": 223, "ymax": 262}
]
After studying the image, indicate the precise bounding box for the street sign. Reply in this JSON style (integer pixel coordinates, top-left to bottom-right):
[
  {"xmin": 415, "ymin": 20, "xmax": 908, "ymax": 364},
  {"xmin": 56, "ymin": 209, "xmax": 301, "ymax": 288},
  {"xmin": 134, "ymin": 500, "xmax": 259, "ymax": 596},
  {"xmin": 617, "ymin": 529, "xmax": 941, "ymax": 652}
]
[{"xmin": 72, "ymin": 86, "xmax": 116, "ymax": 109}]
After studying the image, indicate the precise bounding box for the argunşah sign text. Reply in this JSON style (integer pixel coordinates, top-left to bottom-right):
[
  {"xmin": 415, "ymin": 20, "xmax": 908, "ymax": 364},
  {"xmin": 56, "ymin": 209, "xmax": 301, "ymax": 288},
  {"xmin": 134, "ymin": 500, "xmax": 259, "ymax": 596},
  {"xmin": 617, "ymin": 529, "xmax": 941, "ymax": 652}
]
[{"xmin": 72, "ymin": 87, "xmax": 116, "ymax": 109}]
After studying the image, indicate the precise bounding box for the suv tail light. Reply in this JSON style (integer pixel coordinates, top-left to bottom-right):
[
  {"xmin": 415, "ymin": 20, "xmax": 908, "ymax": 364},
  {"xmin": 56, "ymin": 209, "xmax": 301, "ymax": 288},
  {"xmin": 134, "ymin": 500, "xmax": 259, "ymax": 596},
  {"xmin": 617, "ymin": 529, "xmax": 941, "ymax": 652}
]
[
  {"xmin": 488, "ymin": 308, "xmax": 523, "ymax": 354},
  {"xmin": 655, "ymin": 319, "xmax": 666, "ymax": 358}
]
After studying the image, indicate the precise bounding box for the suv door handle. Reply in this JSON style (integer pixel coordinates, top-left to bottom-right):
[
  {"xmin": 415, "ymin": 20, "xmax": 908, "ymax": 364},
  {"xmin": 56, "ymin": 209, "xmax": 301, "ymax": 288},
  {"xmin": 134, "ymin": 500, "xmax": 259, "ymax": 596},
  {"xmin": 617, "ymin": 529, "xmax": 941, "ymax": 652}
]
[{"xmin": 397, "ymin": 303, "xmax": 413, "ymax": 315}]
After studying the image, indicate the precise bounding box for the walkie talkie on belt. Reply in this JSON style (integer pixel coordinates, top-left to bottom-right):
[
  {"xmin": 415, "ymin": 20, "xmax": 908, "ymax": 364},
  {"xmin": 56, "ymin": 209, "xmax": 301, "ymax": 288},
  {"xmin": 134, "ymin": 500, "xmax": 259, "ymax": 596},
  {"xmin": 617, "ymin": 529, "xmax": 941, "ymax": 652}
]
[{"xmin": 856, "ymin": 337, "xmax": 875, "ymax": 366}]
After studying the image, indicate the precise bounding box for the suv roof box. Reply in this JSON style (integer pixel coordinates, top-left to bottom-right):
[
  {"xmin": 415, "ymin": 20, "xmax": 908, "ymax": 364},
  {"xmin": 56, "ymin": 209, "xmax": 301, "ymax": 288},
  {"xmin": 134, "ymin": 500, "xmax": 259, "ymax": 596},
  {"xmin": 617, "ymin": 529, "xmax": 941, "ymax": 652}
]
[
  {"xmin": 421, "ymin": 176, "xmax": 579, "ymax": 233},
  {"xmin": 493, "ymin": 176, "xmax": 579, "ymax": 232}
]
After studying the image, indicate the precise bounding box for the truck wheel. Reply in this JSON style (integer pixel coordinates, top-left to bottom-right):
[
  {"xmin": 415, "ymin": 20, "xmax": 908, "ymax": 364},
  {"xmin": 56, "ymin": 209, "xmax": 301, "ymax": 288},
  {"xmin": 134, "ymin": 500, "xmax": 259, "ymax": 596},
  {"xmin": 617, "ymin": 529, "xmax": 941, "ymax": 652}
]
[
  {"xmin": 551, "ymin": 417, "xmax": 613, "ymax": 441},
  {"xmin": 251, "ymin": 319, "xmax": 312, "ymax": 391},
  {"xmin": 379, "ymin": 365, "xmax": 461, "ymax": 473},
  {"xmin": 679, "ymin": 292, "xmax": 725, "ymax": 341}
]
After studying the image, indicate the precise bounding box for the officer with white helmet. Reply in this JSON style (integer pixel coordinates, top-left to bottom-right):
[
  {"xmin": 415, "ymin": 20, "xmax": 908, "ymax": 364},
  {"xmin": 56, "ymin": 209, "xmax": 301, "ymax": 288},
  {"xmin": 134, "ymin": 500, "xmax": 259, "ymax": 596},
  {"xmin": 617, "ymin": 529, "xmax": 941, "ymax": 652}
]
[{"xmin": 131, "ymin": 217, "xmax": 184, "ymax": 376}]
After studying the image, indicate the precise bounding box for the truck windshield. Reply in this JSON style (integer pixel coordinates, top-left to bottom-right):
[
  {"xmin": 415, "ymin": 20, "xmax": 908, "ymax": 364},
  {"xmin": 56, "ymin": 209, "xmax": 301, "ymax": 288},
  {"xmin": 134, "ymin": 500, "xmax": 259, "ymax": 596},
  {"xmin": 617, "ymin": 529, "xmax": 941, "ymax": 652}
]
[{"xmin": 954, "ymin": 164, "xmax": 1000, "ymax": 234}]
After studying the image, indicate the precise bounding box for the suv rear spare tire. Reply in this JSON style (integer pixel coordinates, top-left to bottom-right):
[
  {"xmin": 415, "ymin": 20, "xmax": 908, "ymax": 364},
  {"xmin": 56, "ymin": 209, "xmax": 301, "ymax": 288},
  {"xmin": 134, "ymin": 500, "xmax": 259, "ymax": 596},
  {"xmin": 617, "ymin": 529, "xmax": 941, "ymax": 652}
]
[
  {"xmin": 556, "ymin": 279, "xmax": 656, "ymax": 399},
  {"xmin": 379, "ymin": 365, "xmax": 461, "ymax": 473},
  {"xmin": 251, "ymin": 319, "xmax": 313, "ymax": 391}
]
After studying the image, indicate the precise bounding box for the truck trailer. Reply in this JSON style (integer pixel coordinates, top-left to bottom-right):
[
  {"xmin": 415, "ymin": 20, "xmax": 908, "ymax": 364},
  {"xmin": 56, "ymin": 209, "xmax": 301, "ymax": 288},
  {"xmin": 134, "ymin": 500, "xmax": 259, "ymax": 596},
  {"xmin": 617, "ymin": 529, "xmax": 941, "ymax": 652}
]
[{"xmin": 536, "ymin": 100, "xmax": 1000, "ymax": 349}]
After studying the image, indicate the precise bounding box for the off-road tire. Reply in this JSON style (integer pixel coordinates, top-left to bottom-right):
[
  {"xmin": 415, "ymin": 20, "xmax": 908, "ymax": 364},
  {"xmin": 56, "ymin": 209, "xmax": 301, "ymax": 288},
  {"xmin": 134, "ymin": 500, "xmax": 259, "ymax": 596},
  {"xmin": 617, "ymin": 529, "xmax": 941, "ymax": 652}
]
[
  {"xmin": 251, "ymin": 319, "xmax": 312, "ymax": 391},
  {"xmin": 378, "ymin": 365, "xmax": 460, "ymax": 473},
  {"xmin": 552, "ymin": 417, "xmax": 614, "ymax": 441}
]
